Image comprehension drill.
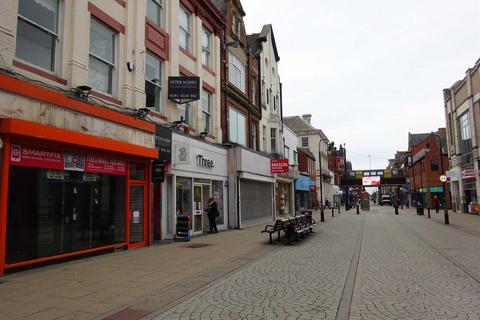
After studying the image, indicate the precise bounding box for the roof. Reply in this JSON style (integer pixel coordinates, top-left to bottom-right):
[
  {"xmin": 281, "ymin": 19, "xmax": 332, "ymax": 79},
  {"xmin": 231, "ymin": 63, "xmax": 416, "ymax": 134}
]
[
  {"xmin": 247, "ymin": 24, "xmax": 280, "ymax": 61},
  {"xmin": 298, "ymin": 147, "xmax": 316, "ymax": 160},
  {"xmin": 408, "ymin": 133, "xmax": 430, "ymax": 149},
  {"xmin": 211, "ymin": 0, "xmax": 227, "ymax": 14},
  {"xmin": 283, "ymin": 116, "xmax": 328, "ymax": 140}
]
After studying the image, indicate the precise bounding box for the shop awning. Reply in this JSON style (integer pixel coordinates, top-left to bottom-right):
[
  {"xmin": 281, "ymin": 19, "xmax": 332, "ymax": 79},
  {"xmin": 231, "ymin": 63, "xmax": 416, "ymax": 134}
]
[{"xmin": 0, "ymin": 118, "xmax": 158, "ymax": 159}]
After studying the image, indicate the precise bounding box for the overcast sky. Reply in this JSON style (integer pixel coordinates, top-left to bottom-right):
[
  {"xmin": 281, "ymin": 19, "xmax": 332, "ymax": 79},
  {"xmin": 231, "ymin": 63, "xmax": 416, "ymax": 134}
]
[{"xmin": 242, "ymin": 0, "xmax": 480, "ymax": 170}]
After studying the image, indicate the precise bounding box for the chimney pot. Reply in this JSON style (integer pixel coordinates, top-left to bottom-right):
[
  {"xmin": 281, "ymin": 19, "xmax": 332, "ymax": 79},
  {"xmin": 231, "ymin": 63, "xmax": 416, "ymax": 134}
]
[{"xmin": 302, "ymin": 114, "xmax": 312, "ymax": 124}]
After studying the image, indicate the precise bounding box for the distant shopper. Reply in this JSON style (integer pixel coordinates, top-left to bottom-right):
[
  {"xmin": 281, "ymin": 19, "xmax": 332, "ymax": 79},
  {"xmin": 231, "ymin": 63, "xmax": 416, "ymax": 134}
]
[
  {"xmin": 325, "ymin": 199, "xmax": 330, "ymax": 208},
  {"xmin": 207, "ymin": 197, "xmax": 219, "ymax": 233},
  {"xmin": 432, "ymin": 195, "xmax": 440, "ymax": 213}
]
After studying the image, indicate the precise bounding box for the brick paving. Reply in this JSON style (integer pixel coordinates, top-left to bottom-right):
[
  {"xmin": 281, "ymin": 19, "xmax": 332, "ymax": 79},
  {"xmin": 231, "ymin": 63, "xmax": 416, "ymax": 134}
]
[{"xmin": 3, "ymin": 206, "xmax": 480, "ymax": 319}]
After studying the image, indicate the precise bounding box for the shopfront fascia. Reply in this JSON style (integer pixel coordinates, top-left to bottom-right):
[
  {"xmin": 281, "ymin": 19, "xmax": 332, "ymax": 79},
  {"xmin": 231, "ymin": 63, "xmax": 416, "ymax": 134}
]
[
  {"xmin": 0, "ymin": 118, "xmax": 157, "ymax": 276},
  {"xmin": 163, "ymin": 133, "xmax": 228, "ymax": 239},
  {"xmin": 228, "ymin": 147, "xmax": 275, "ymax": 229}
]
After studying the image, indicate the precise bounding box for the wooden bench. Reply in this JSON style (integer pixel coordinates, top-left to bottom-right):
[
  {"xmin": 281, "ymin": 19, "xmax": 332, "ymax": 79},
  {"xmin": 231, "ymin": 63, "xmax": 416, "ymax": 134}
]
[{"xmin": 262, "ymin": 213, "xmax": 316, "ymax": 245}]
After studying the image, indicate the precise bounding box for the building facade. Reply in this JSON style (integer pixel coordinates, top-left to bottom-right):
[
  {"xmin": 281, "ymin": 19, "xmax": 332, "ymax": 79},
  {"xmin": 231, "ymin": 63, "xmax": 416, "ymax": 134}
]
[
  {"xmin": 284, "ymin": 114, "xmax": 333, "ymax": 206},
  {"xmin": 248, "ymin": 25, "xmax": 283, "ymax": 157},
  {"xmin": 0, "ymin": 0, "xmax": 166, "ymax": 275},
  {"xmin": 444, "ymin": 59, "xmax": 480, "ymax": 213},
  {"xmin": 297, "ymin": 148, "xmax": 317, "ymax": 212},
  {"xmin": 405, "ymin": 130, "xmax": 451, "ymax": 209}
]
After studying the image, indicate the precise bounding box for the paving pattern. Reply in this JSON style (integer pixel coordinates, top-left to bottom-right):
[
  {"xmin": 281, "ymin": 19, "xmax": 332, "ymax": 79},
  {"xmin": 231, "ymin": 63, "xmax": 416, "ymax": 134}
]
[
  {"xmin": 151, "ymin": 207, "xmax": 480, "ymax": 320},
  {"xmin": 149, "ymin": 214, "xmax": 365, "ymax": 320}
]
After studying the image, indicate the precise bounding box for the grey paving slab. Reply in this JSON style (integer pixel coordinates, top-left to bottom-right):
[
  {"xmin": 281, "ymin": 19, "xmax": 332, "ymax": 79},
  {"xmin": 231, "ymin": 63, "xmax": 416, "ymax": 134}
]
[
  {"xmin": 149, "ymin": 213, "xmax": 364, "ymax": 320},
  {"xmin": 350, "ymin": 209, "xmax": 480, "ymax": 320}
]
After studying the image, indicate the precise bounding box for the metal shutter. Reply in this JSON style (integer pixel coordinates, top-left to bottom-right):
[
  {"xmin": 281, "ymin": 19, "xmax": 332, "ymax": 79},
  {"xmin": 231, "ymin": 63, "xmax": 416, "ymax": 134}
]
[{"xmin": 240, "ymin": 179, "xmax": 273, "ymax": 224}]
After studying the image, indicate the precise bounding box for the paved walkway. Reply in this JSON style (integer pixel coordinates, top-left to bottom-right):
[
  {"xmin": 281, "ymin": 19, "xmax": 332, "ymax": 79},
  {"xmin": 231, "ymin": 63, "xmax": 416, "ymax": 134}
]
[
  {"xmin": 0, "ymin": 210, "xmax": 337, "ymax": 320},
  {"xmin": 3, "ymin": 206, "xmax": 480, "ymax": 319}
]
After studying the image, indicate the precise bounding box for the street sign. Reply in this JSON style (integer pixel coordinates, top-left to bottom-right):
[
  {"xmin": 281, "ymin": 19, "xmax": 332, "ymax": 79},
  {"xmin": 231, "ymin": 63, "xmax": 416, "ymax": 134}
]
[{"xmin": 440, "ymin": 175, "xmax": 447, "ymax": 182}]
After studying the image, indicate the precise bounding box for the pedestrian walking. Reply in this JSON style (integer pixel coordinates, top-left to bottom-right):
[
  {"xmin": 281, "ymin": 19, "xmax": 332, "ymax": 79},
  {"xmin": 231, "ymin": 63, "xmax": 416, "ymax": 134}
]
[
  {"xmin": 432, "ymin": 195, "xmax": 440, "ymax": 213},
  {"xmin": 206, "ymin": 197, "xmax": 219, "ymax": 233}
]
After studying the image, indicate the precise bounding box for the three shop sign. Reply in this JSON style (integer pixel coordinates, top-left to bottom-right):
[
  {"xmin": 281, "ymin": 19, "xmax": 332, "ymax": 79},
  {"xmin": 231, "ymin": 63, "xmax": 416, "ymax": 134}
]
[{"xmin": 270, "ymin": 159, "xmax": 289, "ymax": 174}]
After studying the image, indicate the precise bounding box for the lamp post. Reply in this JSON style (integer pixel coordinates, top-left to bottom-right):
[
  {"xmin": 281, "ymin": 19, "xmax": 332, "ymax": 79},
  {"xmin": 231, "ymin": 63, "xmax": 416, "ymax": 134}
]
[
  {"xmin": 318, "ymin": 138, "xmax": 329, "ymax": 222},
  {"xmin": 425, "ymin": 133, "xmax": 449, "ymax": 224}
]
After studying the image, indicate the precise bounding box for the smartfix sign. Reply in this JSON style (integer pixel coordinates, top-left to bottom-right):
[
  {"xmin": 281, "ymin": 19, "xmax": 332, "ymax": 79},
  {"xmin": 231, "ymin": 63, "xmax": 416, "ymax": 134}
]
[
  {"xmin": 271, "ymin": 159, "xmax": 289, "ymax": 174},
  {"xmin": 168, "ymin": 76, "xmax": 200, "ymax": 103}
]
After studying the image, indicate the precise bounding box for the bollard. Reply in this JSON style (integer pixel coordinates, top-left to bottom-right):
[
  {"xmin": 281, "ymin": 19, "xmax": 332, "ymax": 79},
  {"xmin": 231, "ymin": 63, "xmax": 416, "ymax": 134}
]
[
  {"xmin": 444, "ymin": 209, "xmax": 449, "ymax": 225},
  {"xmin": 395, "ymin": 206, "xmax": 398, "ymax": 215},
  {"xmin": 332, "ymin": 207, "xmax": 334, "ymax": 217},
  {"xmin": 338, "ymin": 205, "xmax": 340, "ymax": 214},
  {"xmin": 356, "ymin": 204, "xmax": 360, "ymax": 215},
  {"xmin": 427, "ymin": 207, "xmax": 430, "ymax": 219},
  {"xmin": 320, "ymin": 209, "xmax": 325, "ymax": 222}
]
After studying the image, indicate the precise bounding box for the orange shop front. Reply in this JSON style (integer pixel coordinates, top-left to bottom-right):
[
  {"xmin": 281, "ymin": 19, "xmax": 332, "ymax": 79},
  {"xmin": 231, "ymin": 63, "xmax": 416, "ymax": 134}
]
[{"xmin": 0, "ymin": 119, "xmax": 157, "ymax": 276}]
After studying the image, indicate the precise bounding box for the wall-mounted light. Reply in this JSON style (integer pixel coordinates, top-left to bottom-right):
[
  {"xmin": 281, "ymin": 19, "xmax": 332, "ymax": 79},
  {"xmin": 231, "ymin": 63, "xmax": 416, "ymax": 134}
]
[
  {"xmin": 137, "ymin": 108, "xmax": 150, "ymax": 119},
  {"xmin": 75, "ymin": 85, "xmax": 92, "ymax": 100},
  {"xmin": 127, "ymin": 62, "xmax": 134, "ymax": 72}
]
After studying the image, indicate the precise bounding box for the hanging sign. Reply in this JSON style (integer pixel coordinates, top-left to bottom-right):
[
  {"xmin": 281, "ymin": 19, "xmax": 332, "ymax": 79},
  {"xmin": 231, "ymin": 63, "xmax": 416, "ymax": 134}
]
[
  {"xmin": 270, "ymin": 159, "xmax": 289, "ymax": 174},
  {"xmin": 168, "ymin": 76, "xmax": 200, "ymax": 103}
]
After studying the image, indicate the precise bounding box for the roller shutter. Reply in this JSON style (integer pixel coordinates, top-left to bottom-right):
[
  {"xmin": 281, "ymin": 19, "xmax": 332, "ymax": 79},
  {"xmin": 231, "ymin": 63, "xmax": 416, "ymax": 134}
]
[{"xmin": 240, "ymin": 179, "xmax": 273, "ymax": 225}]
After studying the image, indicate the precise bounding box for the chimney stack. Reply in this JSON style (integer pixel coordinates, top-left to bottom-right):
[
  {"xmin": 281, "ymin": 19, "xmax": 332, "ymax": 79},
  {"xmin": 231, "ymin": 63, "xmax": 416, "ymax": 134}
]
[{"xmin": 302, "ymin": 114, "xmax": 312, "ymax": 124}]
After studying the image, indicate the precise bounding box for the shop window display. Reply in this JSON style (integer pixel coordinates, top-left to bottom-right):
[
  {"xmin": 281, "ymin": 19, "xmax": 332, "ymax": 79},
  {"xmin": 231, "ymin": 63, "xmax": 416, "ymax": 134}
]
[
  {"xmin": 176, "ymin": 177, "xmax": 192, "ymax": 227},
  {"xmin": 6, "ymin": 167, "xmax": 126, "ymax": 264}
]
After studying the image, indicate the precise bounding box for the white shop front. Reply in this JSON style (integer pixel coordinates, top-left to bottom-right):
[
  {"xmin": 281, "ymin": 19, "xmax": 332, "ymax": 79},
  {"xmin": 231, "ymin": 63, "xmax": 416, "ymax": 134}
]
[
  {"xmin": 228, "ymin": 146, "xmax": 276, "ymax": 228},
  {"xmin": 162, "ymin": 133, "xmax": 228, "ymax": 239}
]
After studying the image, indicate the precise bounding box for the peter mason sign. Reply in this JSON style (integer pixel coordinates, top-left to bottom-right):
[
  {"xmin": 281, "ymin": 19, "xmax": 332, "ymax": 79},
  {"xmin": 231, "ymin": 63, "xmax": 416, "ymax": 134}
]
[{"xmin": 168, "ymin": 76, "xmax": 200, "ymax": 102}]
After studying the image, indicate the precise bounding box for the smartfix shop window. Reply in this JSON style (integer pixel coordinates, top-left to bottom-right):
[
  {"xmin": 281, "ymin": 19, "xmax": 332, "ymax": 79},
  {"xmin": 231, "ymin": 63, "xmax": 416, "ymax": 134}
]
[{"xmin": 6, "ymin": 143, "xmax": 128, "ymax": 264}]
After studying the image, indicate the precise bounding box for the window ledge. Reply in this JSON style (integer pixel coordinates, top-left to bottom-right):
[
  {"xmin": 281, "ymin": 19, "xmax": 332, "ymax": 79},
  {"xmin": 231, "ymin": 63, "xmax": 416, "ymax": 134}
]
[
  {"xmin": 179, "ymin": 47, "xmax": 197, "ymax": 62},
  {"xmin": 202, "ymin": 65, "xmax": 215, "ymax": 77},
  {"xmin": 90, "ymin": 90, "xmax": 122, "ymax": 106},
  {"xmin": 13, "ymin": 59, "xmax": 67, "ymax": 85}
]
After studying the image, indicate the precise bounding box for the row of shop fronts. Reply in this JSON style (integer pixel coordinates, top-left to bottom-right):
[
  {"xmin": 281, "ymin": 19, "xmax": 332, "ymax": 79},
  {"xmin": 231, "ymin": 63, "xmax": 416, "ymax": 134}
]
[{"xmin": 0, "ymin": 119, "xmax": 315, "ymax": 275}]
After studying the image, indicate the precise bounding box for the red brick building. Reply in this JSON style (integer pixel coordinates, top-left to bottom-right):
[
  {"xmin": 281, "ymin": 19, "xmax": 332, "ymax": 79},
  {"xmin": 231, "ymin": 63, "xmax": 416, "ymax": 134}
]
[{"xmin": 405, "ymin": 129, "xmax": 451, "ymax": 209}]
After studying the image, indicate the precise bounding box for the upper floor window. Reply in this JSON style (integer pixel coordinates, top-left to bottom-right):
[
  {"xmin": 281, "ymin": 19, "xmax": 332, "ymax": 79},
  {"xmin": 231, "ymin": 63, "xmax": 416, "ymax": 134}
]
[
  {"xmin": 145, "ymin": 52, "xmax": 162, "ymax": 112},
  {"xmin": 293, "ymin": 150, "xmax": 298, "ymax": 164},
  {"xmin": 202, "ymin": 27, "xmax": 212, "ymax": 68},
  {"xmin": 302, "ymin": 137, "xmax": 309, "ymax": 147},
  {"xmin": 201, "ymin": 90, "xmax": 212, "ymax": 133},
  {"xmin": 228, "ymin": 53, "xmax": 245, "ymax": 93},
  {"xmin": 284, "ymin": 145, "xmax": 290, "ymax": 160},
  {"xmin": 147, "ymin": 0, "xmax": 163, "ymax": 27},
  {"xmin": 178, "ymin": 102, "xmax": 191, "ymax": 125},
  {"xmin": 261, "ymin": 80, "xmax": 266, "ymax": 109},
  {"xmin": 16, "ymin": 0, "xmax": 60, "ymax": 71},
  {"xmin": 89, "ymin": 19, "xmax": 116, "ymax": 95},
  {"xmin": 179, "ymin": 6, "xmax": 191, "ymax": 51},
  {"xmin": 271, "ymin": 128, "xmax": 277, "ymax": 153},
  {"xmin": 430, "ymin": 159, "xmax": 439, "ymax": 171},
  {"xmin": 229, "ymin": 108, "xmax": 246, "ymax": 146},
  {"xmin": 232, "ymin": 15, "xmax": 241, "ymax": 39},
  {"xmin": 252, "ymin": 123, "xmax": 257, "ymax": 150},
  {"xmin": 251, "ymin": 81, "xmax": 256, "ymax": 106}
]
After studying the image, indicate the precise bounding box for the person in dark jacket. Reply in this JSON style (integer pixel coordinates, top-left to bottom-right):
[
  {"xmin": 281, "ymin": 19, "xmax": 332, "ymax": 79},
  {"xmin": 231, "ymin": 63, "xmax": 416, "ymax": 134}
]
[{"xmin": 207, "ymin": 197, "xmax": 219, "ymax": 233}]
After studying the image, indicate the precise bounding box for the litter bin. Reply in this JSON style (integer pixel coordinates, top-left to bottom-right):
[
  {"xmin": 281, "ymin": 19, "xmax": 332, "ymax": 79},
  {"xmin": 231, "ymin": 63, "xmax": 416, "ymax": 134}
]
[{"xmin": 416, "ymin": 206, "xmax": 424, "ymax": 215}]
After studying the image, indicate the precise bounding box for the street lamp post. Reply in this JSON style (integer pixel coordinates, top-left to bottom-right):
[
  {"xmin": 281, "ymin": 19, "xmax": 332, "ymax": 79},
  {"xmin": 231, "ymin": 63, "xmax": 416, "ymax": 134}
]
[
  {"xmin": 426, "ymin": 133, "xmax": 449, "ymax": 225},
  {"xmin": 318, "ymin": 138, "xmax": 329, "ymax": 222}
]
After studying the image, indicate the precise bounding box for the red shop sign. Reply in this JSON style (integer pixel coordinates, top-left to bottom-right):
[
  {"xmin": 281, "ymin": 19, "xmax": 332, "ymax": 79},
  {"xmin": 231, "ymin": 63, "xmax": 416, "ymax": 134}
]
[
  {"xmin": 270, "ymin": 158, "xmax": 289, "ymax": 174},
  {"xmin": 10, "ymin": 144, "xmax": 127, "ymax": 175}
]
